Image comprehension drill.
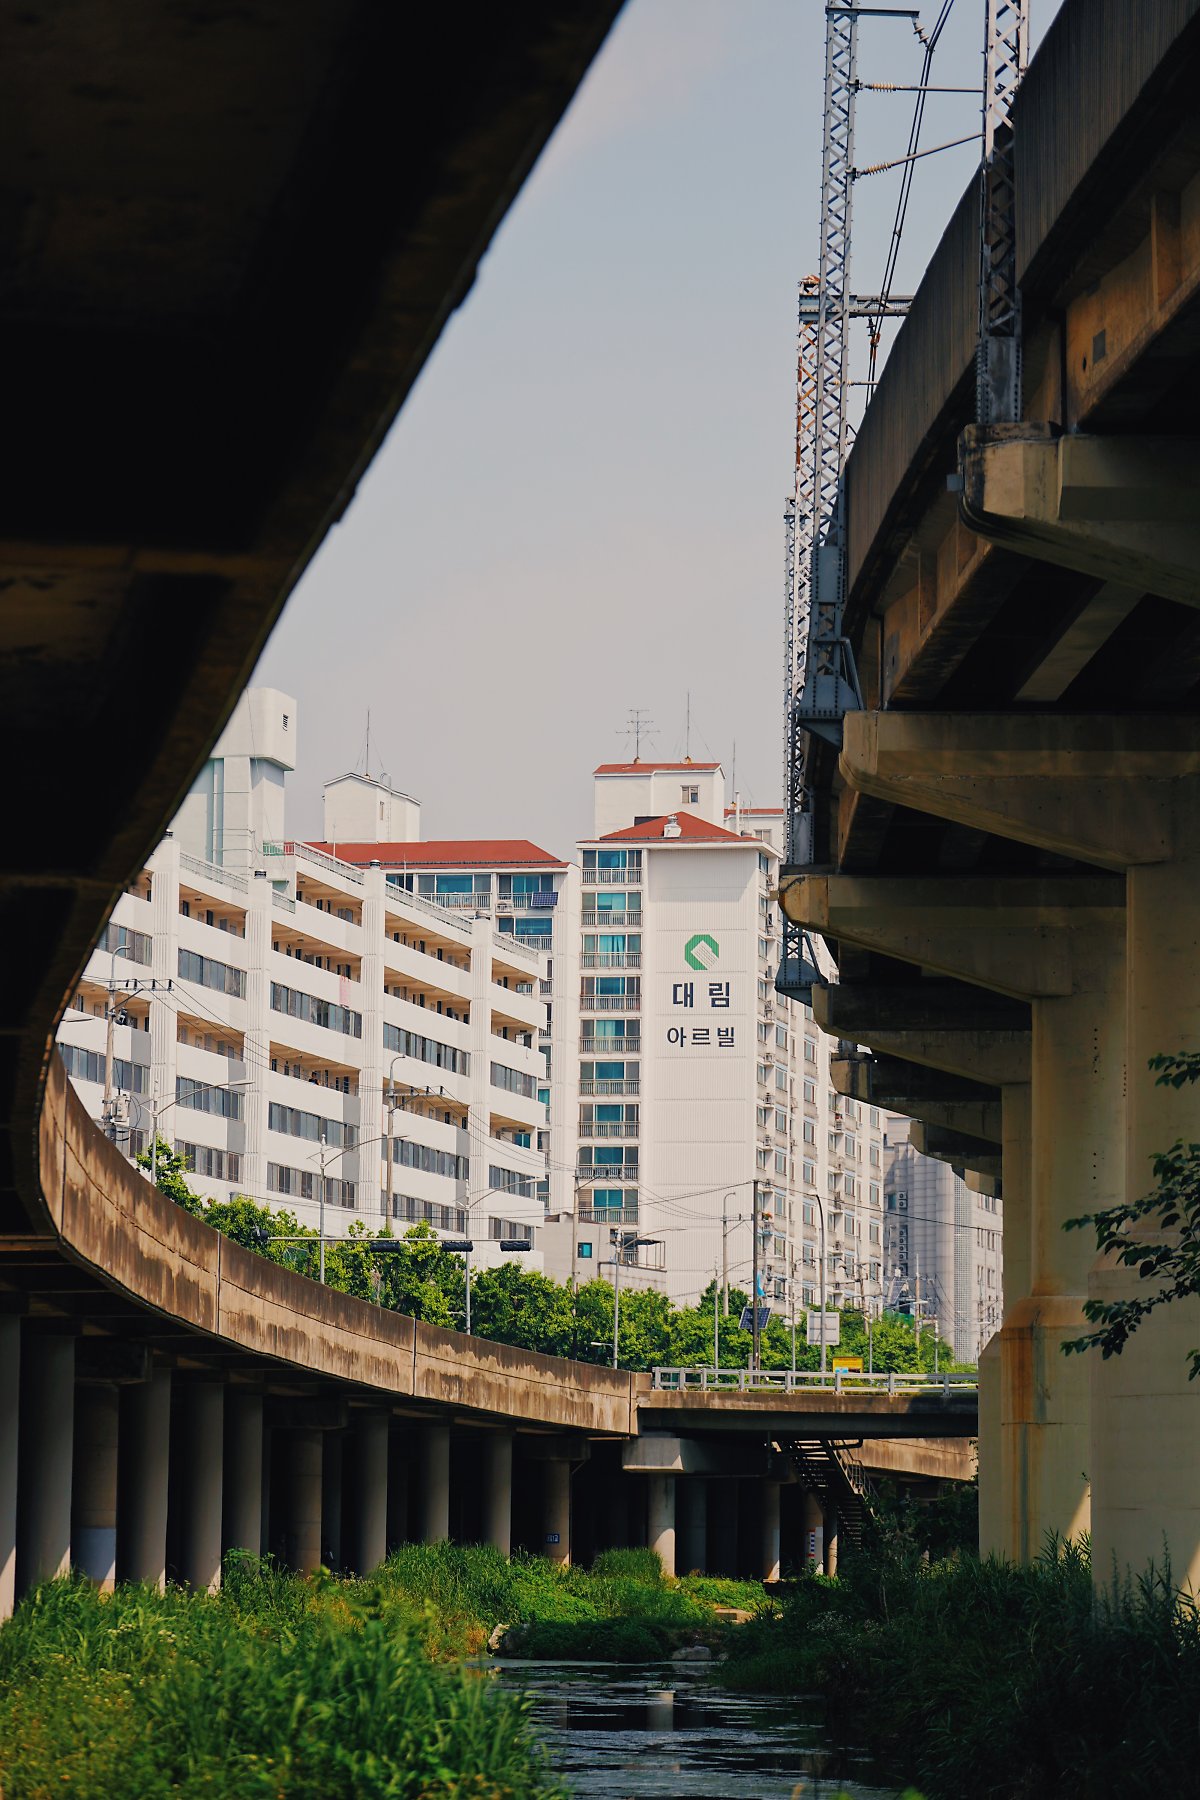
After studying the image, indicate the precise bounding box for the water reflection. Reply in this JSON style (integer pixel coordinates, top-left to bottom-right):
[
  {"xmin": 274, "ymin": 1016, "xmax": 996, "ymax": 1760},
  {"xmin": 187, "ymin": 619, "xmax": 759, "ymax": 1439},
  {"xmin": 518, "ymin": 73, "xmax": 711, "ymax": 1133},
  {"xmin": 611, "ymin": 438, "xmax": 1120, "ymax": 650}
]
[{"xmin": 494, "ymin": 1661, "xmax": 900, "ymax": 1800}]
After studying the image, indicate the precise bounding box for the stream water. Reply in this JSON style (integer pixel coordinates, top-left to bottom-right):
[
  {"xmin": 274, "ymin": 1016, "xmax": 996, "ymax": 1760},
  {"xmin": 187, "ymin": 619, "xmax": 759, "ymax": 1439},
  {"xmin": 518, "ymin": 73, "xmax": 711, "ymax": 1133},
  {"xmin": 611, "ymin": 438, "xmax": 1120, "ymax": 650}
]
[{"xmin": 494, "ymin": 1660, "xmax": 901, "ymax": 1800}]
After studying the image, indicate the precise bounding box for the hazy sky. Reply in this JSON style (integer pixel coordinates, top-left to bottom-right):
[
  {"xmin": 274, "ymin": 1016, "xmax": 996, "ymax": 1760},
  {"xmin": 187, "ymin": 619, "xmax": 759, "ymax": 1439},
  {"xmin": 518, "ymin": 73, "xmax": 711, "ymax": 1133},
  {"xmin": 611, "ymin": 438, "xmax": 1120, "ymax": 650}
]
[{"xmin": 256, "ymin": 0, "xmax": 1061, "ymax": 856}]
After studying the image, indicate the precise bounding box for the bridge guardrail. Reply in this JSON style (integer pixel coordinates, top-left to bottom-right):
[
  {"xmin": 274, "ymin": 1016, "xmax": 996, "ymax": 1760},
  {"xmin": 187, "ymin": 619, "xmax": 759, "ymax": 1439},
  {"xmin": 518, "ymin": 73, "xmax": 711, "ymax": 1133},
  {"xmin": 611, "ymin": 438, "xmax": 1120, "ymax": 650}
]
[{"xmin": 649, "ymin": 1367, "xmax": 978, "ymax": 1400}]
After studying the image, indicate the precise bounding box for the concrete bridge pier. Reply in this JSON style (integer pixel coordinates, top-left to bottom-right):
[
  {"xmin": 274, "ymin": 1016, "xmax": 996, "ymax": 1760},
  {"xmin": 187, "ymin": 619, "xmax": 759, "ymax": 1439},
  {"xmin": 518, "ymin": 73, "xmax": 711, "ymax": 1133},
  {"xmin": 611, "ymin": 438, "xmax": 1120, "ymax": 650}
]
[
  {"xmin": 678, "ymin": 1477, "xmax": 707, "ymax": 1575},
  {"xmin": 71, "ymin": 1381, "xmax": 119, "ymax": 1589},
  {"xmin": 119, "ymin": 1368, "xmax": 171, "ymax": 1586},
  {"xmin": 710, "ymin": 1480, "xmax": 739, "ymax": 1577},
  {"xmin": 1092, "ymin": 793, "xmax": 1200, "ymax": 1590},
  {"xmin": 283, "ymin": 1429, "xmax": 324, "ymax": 1574},
  {"xmin": 823, "ymin": 1506, "xmax": 839, "ymax": 1579},
  {"xmin": 647, "ymin": 1474, "xmax": 675, "ymax": 1578},
  {"xmin": 18, "ymin": 1331, "xmax": 74, "ymax": 1594},
  {"xmin": 350, "ymin": 1411, "xmax": 389, "ymax": 1573},
  {"xmin": 321, "ymin": 1431, "xmax": 343, "ymax": 1570},
  {"xmin": 420, "ymin": 1422, "xmax": 451, "ymax": 1542},
  {"xmin": 542, "ymin": 1456, "xmax": 572, "ymax": 1567},
  {"xmin": 802, "ymin": 1489, "xmax": 824, "ymax": 1570},
  {"xmin": 223, "ymin": 1390, "xmax": 264, "ymax": 1559},
  {"xmin": 176, "ymin": 1381, "xmax": 224, "ymax": 1592},
  {"xmin": 483, "ymin": 1431, "xmax": 513, "ymax": 1557},
  {"xmin": 761, "ymin": 1480, "xmax": 781, "ymax": 1584}
]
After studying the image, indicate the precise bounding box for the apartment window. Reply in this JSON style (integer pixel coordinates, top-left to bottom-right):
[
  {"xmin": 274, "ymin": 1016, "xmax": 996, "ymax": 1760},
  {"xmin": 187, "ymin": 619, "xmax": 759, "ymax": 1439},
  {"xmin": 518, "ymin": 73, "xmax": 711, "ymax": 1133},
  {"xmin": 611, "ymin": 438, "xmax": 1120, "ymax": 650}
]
[
  {"xmin": 177, "ymin": 1142, "xmax": 241, "ymax": 1183},
  {"xmin": 176, "ymin": 1077, "xmax": 242, "ymax": 1119},
  {"xmin": 758, "ymin": 938, "xmax": 770, "ymax": 960},
  {"xmin": 682, "ymin": 785, "xmax": 699, "ymax": 805},
  {"xmin": 392, "ymin": 1139, "xmax": 469, "ymax": 1182},
  {"xmin": 489, "ymin": 1163, "xmax": 534, "ymax": 1199},
  {"xmin": 180, "ymin": 949, "xmax": 246, "ymax": 999},
  {"xmin": 803, "ymin": 1119, "xmax": 816, "ymax": 1145},
  {"xmin": 490, "ymin": 1062, "xmax": 536, "ymax": 1099},
  {"xmin": 775, "ymin": 1107, "xmax": 788, "ymax": 1134},
  {"xmin": 758, "ymin": 852, "xmax": 770, "ymax": 873},
  {"xmin": 775, "ymin": 1025, "xmax": 788, "ymax": 1049},
  {"xmin": 803, "ymin": 1079, "xmax": 816, "ymax": 1104},
  {"xmin": 269, "ymin": 1162, "xmax": 355, "ymax": 1209},
  {"xmin": 870, "ymin": 1107, "xmax": 879, "ymax": 1127},
  {"xmin": 101, "ymin": 922, "xmax": 153, "ymax": 966},
  {"xmin": 775, "ymin": 1068, "xmax": 788, "ymax": 1093},
  {"xmin": 756, "ymin": 1148, "xmax": 770, "ymax": 1170},
  {"xmin": 869, "ymin": 1182, "xmax": 880, "ymax": 1206},
  {"xmin": 268, "ymin": 1101, "xmax": 354, "ymax": 1149},
  {"xmin": 804, "ymin": 1039, "xmax": 816, "ymax": 1062},
  {"xmin": 271, "ymin": 981, "xmax": 362, "ymax": 1038},
  {"xmin": 803, "ymin": 1160, "xmax": 815, "ymax": 1186},
  {"xmin": 775, "ymin": 1150, "xmax": 787, "ymax": 1175},
  {"xmin": 58, "ymin": 1044, "xmax": 147, "ymax": 1093},
  {"xmin": 757, "ymin": 1063, "xmax": 769, "ymax": 1086},
  {"xmin": 803, "ymin": 1201, "xmax": 816, "ymax": 1226},
  {"xmin": 383, "ymin": 1020, "xmax": 467, "ymax": 1073}
]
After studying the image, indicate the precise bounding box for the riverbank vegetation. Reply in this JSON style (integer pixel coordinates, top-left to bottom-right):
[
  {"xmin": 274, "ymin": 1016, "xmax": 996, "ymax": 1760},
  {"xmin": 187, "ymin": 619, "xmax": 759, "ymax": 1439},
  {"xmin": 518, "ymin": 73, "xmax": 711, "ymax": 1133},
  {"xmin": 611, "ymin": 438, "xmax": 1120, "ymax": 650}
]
[
  {"xmin": 0, "ymin": 1548, "xmax": 768, "ymax": 1797},
  {"xmin": 141, "ymin": 1140, "xmax": 964, "ymax": 1375},
  {"xmin": 725, "ymin": 1535, "xmax": 1200, "ymax": 1799}
]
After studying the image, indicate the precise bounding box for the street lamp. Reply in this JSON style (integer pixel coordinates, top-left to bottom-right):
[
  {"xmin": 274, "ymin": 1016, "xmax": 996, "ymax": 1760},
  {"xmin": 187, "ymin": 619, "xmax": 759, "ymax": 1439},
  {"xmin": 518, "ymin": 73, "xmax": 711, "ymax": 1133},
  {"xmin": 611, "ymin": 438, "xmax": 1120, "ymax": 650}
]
[{"xmin": 604, "ymin": 1228, "xmax": 661, "ymax": 1370}]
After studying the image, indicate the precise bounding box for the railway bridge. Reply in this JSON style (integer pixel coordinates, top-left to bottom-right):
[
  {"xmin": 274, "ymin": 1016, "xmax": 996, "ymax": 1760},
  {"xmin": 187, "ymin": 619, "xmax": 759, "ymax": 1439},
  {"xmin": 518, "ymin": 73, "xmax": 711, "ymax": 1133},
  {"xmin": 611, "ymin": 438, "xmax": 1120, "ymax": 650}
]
[{"xmin": 780, "ymin": 0, "xmax": 1200, "ymax": 1582}]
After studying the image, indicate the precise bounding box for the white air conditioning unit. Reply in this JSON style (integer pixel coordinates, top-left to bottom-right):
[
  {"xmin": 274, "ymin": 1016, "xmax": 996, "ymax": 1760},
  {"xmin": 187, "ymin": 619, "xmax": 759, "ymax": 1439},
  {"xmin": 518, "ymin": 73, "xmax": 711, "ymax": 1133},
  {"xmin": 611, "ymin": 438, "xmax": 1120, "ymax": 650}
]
[{"xmin": 497, "ymin": 901, "xmax": 512, "ymax": 912}]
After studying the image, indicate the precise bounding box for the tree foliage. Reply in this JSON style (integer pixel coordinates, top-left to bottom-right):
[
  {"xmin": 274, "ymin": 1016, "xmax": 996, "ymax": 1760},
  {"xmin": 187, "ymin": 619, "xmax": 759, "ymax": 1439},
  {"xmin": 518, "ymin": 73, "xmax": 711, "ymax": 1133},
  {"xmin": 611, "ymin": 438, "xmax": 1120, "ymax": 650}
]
[
  {"xmin": 136, "ymin": 1140, "xmax": 964, "ymax": 1374},
  {"xmin": 1064, "ymin": 1051, "xmax": 1200, "ymax": 1378}
]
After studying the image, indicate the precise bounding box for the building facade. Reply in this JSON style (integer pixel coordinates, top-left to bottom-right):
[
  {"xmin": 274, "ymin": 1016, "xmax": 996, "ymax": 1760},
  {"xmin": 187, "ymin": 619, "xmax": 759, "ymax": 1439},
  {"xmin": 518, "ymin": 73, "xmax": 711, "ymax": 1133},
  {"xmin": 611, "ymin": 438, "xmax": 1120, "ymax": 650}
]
[
  {"xmin": 57, "ymin": 703, "xmax": 547, "ymax": 1265},
  {"xmin": 882, "ymin": 1119, "xmax": 1004, "ymax": 1363}
]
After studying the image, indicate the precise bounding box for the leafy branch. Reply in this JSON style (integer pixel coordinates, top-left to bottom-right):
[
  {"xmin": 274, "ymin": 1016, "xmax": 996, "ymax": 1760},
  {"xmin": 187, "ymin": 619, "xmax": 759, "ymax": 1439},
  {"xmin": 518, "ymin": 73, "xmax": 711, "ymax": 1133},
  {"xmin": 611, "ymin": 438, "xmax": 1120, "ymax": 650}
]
[{"xmin": 1063, "ymin": 1053, "xmax": 1200, "ymax": 1379}]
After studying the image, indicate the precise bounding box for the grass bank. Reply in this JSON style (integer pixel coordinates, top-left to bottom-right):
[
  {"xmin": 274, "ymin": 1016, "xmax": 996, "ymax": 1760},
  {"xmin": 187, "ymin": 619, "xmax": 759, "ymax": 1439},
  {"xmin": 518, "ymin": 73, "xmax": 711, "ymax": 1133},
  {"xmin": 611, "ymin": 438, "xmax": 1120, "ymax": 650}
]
[
  {"xmin": 724, "ymin": 1537, "xmax": 1200, "ymax": 1800},
  {"xmin": 0, "ymin": 1548, "xmax": 767, "ymax": 1798}
]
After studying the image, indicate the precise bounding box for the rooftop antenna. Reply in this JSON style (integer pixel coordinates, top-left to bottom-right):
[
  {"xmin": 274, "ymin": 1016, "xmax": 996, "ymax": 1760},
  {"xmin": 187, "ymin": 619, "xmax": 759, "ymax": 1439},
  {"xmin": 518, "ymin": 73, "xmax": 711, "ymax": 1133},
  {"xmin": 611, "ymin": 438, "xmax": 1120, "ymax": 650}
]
[
  {"xmin": 365, "ymin": 710, "xmax": 371, "ymax": 779},
  {"xmin": 685, "ymin": 691, "xmax": 691, "ymax": 761},
  {"xmin": 619, "ymin": 708, "xmax": 654, "ymax": 762}
]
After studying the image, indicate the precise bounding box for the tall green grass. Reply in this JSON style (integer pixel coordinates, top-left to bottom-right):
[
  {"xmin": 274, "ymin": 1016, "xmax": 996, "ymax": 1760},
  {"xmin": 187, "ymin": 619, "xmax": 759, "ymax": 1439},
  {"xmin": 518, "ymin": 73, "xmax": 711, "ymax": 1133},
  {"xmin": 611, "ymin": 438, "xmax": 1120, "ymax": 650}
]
[
  {"xmin": 0, "ymin": 1569, "xmax": 563, "ymax": 1799},
  {"xmin": 725, "ymin": 1536, "xmax": 1200, "ymax": 1799}
]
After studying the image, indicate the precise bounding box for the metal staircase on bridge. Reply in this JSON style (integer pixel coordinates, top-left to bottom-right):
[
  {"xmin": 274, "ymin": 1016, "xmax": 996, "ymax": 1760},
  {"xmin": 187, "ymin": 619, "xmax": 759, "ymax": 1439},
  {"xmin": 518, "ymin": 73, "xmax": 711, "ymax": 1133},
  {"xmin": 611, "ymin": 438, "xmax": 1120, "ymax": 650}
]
[{"xmin": 786, "ymin": 1438, "xmax": 874, "ymax": 1548}]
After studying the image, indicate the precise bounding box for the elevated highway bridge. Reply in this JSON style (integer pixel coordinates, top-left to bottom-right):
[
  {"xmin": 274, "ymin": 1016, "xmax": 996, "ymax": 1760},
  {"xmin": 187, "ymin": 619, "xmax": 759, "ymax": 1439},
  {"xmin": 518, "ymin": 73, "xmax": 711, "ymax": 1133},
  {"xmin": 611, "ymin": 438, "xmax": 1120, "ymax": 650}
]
[{"xmin": 780, "ymin": 0, "xmax": 1200, "ymax": 1583}]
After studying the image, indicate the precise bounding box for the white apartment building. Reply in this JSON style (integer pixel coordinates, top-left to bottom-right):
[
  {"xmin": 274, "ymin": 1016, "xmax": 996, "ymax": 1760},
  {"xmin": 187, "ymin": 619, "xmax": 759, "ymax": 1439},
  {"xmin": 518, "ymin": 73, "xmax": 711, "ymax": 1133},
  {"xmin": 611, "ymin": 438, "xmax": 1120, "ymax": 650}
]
[
  {"xmin": 56, "ymin": 696, "xmax": 547, "ymax": 1265},
  {"xmin": 544, "ymin": 762, "xmax": 888, "ymax": 1317},
  {"xmin": 883, "ymin": 1118, "xmax": 1004, "ymax": 1363}
]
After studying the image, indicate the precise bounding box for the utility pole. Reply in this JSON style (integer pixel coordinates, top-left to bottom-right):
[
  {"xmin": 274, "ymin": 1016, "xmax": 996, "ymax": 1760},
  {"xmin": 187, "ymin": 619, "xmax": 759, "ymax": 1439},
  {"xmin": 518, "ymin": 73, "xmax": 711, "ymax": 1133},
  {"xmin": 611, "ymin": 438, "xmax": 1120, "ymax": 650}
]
[
  {"xmin": 713, "ymin": 1267, "xmax": 720, "ymax": 1371},
  {"xmin": 721, "ymin": 1193, "xmax": 736, "ymax": 1317},
  {"xmin": 103, "ymin": 941, "xmax": 133, "ymax": 1139},
  {"xmin": 611, "ymin": 1230, "xmax": 624, "ymax": 1370},
  {"xmin": 318, "ymin": 1136, "xmax": 328, "ymax": 1285}
]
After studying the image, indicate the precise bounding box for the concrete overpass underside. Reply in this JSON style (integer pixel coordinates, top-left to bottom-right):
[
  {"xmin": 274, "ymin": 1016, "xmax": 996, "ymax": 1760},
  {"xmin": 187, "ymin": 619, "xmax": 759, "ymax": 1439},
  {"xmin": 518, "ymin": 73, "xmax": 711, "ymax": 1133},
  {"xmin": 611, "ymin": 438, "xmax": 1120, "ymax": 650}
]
[
  {"xmin": 0, "ymin": 2, "xmax": 969, "ymax": 1612},
  {"xmin": 780, "ymin": 0, "xmax": 1200, "ymax": 1582}
]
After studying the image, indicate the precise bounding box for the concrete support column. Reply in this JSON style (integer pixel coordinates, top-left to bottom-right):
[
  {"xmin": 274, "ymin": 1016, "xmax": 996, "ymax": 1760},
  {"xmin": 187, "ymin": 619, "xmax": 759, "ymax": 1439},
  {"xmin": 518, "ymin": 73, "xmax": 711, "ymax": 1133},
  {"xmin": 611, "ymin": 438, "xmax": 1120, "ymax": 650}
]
[
  {"xmin": 1093, "ymin": 794, "xmax": 1200, "ymax": 1588},
  {"xmin": 352, "ymin": 1413, "xmax": 389, "ymax": 1573},
  {"xmin": 421, "ymin": 1423, "xmax": 451, "ymax": 1543},
  {"xmin": 823, "ymin": 1506, "xmax": 839, "ymax": 1578},
  {"xmin": 17, "ymin": 1333, "xmax": 74, "ymax": 1593},
  {"xmin": 483, "ymin": 1433, "xmax": 513, "ymax": 1557},
  {"xmin": 647, "ymin": 1474, "xmax": 676, "ymax": 1578},
  {"xmin": 119, "ymin": 1369, "xmax": 171, "ymax": 1587},
  {"xmin": 223, "ymin": 1391, "xmax": 264, "ymax": 1558},
  {"xmin": 322, "ymin": 1432, "xmax": 343, "ymax": 1570},
  {"xmin": 177, "ymin": 1382, "xmax": 224, "ymax": 1592},
  {"xmin": 801, "ymin": 1489, "xmax": 824, "ymax": 1570},
  {"xmin": 71, "ymin": 1383, "xmax": 119, "ymax": 1589},
  {"xmin": 0, "ymin": 1316, "xmax": 19, "ymax": 1620},
  {"xmin": 976, "ymin": 1332, "xmax": 1003, "ymax": 1558},
  {"xmin": 1004, "ymin": 943, "xmax": 1122, "ymax": 1561},
  {"xmin": 711, "ymin": 1480, "xmax": 739, "ymax": 1577},
  {"xmin": 543, "ymin": 1458, "xmax": 571, "ymax": 1566},
  {"xmin": 679, "ymin": 1479, "xmax": 707, "ymax": 1576},
  {"xmin": 284, "ymin": 1431, "xmax": 323, "ymax": 1574},
  {"xmin": 761, "ymin": 1480, "xmax": 781, "ymax": 1583}
]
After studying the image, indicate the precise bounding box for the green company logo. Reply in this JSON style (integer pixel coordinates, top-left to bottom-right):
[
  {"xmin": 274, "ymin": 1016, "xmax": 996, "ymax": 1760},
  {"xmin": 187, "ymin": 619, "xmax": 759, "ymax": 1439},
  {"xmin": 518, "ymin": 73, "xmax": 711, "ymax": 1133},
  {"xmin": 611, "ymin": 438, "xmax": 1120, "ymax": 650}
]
[{"xmin": 684, "ymin": 933, "xmax": 720, "ymax": 971}]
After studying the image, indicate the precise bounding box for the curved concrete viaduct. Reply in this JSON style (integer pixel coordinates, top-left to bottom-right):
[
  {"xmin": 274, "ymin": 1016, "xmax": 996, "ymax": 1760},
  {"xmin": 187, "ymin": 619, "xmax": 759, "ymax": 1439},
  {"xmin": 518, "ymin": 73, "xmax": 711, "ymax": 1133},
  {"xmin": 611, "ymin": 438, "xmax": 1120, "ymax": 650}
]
[
  {"xmin": 0, "ymin": 2, "xmax": 964, "ymax": 1616},
  {"xmin": 781, "ymin": 0, "xmax": 1200, "ymax": 1583}
]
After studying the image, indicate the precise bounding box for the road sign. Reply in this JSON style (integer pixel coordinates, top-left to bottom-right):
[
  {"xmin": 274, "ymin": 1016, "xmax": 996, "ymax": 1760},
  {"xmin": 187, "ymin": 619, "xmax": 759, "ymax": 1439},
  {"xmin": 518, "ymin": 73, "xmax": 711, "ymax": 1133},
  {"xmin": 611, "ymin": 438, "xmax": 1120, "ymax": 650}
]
[
  {"xmin": 832, "ymin": 1354, "xmax": 862, "ymax": 1373},
  {"xmin": 806, "ymin": 1310, "xmax": 840, "ymax": 1347},
  {"xmin": 544, "ymin": 1533, "xmax": 560, "ymax": 1546}
]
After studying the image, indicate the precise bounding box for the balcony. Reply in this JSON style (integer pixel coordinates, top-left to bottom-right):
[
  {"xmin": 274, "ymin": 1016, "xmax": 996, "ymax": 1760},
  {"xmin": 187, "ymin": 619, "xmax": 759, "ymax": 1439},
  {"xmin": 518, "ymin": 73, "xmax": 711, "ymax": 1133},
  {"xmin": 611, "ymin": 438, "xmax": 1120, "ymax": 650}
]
[
  {"xmin": 496, "ymin": 892, "xmax": 557, "ymax": 910},
  {"xmin": 581, "ymin": 952, "xmax": 641, "ymax": 970},
  {"xmin": 429, "ymin": 892, "xmax": 492, "ymax": 910},
  {"xmin": 578, "ymin": 1205, "xmax": 639, "ymax": 1225},
  {"xmin": 501, "ymin": 932, "xmax": 552, "ymax": 952},
  {"xmin": 582, "ymin": 911, "xmax": 642, "ymax": 929},
  {"xmin": 579, "ymin": 1078, "xmax": 639, "ymax": 1096},
  {"xmin": 579, "ymin": 1120, "xmax": 638, "ymax": 1139},
  {"xmin": 578, "ymin": 1162, "xmax": 639, "ymax": 1183},
  {"xmin": 584, "ymin": 866, "xmax": 641, "ymax": 884},
  {"xmin": 581, "ymin": 1035, "xmax": 640, "ymax": 1054},
  {"xmin": 579, "ymin": 994, "xmax": 640, "ymax": 1012}
]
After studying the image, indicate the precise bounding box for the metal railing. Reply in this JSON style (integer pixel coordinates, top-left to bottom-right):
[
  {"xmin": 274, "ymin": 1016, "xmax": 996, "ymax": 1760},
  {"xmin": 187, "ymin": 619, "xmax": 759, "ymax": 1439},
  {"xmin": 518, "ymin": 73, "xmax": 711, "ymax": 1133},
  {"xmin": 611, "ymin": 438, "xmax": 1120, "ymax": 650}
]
[
  {"xmin": 580, "ymin": 1121, "xmax": 638, "ymax": 1139},
  {"xmin": 501, "ymin": 933, "xmax": 552, "ymax": 952},
  {"xmin": 293, "ymin": 842, "xmax": 365, "ymax": 886},
  {"xmin": 497, "ymin": 893, "xmax": 558, "ymax": 909},
  {"xmin": 582, "ymin": 866, "xmax": 642, "ymax": 883},
  {"xmin": 179, "ymin": 850, "xmax": 249, "ymax": 894},
  {"xmin": 581, "ymin": 1036, "xmax": 640, "ymax": 1053},
  {"xmin": 649, "ymin": 1367, "xmax": 978, "ymax": 1397},
  {"xmin": 579, "ymin": 1206, "xmax": 639, "ymax": 1225},
  {"xmin": 581, "ymin": 953, "xmax": 641, "ymax": 969},
  {"xmin": 579, "ymin": 1079, "xmax": 639, "ymax": 1096},
  {"xmin": 384, "ymin": 884, "xmax": 475, "ymax": 937},
  {"xmin": 582, "ymin": 911, "xmax": 642, "ymax": 928},
  {"xmin": 578, "ymin": 1162, "xmax": 639, "ymax": 1183},
  {"xmin": 580, "ymin": 994, "xmax": 640, "ymax": 1011},
  {"xmin": 431, "ymin": 891, "xmax": 491, "ymax": 910},
  {"xmin": 271, "ymin": 891, "xmax": 297, "ymax": 914}
]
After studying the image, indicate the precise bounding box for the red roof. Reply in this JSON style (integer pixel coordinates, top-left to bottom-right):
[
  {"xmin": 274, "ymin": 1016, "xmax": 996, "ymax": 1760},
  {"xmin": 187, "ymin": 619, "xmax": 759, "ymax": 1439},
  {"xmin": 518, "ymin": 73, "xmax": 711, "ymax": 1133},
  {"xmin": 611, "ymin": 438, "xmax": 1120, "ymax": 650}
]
[
  {"xmin": 594, "ymin": 760, "xmax": 721, "ymax": 775},
  {"xmin": 307, "ymin": 839, "xmax": 567, "ymax": 869},
  {"xmin": 590, "ymin": 812, "xmax": 747, "ymax": 844}
]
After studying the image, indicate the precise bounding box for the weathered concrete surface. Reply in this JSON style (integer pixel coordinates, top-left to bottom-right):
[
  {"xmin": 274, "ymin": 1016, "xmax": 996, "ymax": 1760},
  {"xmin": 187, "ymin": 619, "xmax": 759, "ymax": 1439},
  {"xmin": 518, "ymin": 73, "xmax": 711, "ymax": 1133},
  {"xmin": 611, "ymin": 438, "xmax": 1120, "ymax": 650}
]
[
  {"xmin": 857, "ymin": 1437, "xmax": 976, "ymax": 1483},
  {"xmin": 636, "ymin": 1387, "xmax": 977, "ymax": 1440}
]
